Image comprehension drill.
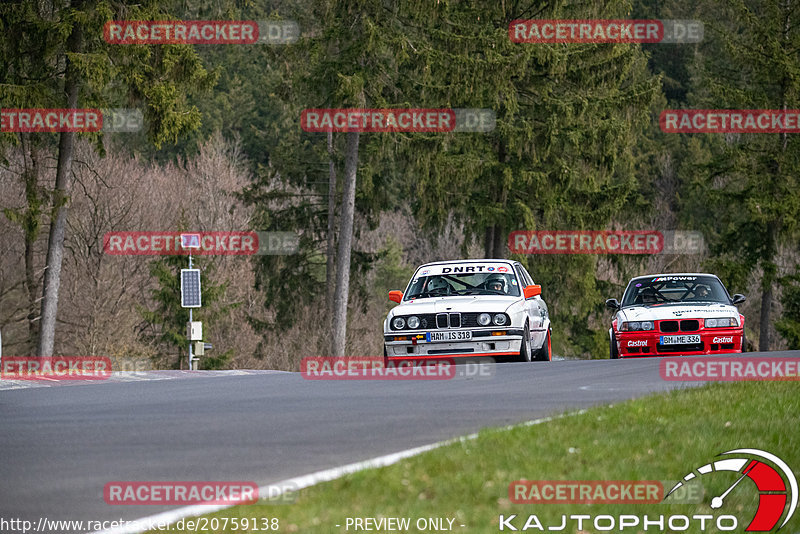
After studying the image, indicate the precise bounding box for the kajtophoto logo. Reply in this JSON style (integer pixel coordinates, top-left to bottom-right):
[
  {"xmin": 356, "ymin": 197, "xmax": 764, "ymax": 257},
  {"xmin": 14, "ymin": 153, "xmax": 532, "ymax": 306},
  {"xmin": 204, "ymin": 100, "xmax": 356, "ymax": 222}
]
[
  {"xmin": 498, "ymin": 448, "xmax": 796, "ymax": 531},
  {"xmin": 666, "ymin": 449, "xmax": 797, "ymax": 532}
]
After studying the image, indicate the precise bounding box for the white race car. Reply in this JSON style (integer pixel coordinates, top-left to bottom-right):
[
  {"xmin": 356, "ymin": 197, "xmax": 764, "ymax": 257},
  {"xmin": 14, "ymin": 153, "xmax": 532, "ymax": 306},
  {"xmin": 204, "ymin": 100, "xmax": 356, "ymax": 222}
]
[
  {"xmin": 606, "ymin": 273, "xmax": 746, "ymax": 358},
  {"xmin": 384, "ymin": 259, "xmax": 551, "ymax": 362}
]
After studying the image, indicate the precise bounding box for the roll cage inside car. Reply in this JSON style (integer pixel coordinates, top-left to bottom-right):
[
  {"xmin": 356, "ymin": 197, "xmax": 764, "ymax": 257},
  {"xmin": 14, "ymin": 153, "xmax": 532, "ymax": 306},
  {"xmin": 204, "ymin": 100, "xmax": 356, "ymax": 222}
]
[
  {"xmin": 622, "ymin": 277, "xmax": 732, "ymax": 306},
  {"xmin": 407, "ymin": 273, "xmax": 518, "ymax": 299},
  {"xmin": 390, "ymin": 261, "xmax": 541, "ymax": 303}
]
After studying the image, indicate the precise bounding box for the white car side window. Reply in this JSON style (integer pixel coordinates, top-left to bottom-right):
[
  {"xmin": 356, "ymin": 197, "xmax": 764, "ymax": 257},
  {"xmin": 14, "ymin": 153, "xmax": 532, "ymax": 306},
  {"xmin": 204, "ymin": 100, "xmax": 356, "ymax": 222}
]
[{"xmin": 517, "ymin": 265, "xmax": 534, "ymax": 287}]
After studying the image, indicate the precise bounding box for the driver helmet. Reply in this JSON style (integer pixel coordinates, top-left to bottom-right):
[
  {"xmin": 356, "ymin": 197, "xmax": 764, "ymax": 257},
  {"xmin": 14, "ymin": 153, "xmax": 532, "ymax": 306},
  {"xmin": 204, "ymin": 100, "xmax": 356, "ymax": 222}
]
[
  {"xmin": 485, "ymin": 274, "xmax": 506, "ymax": 293},
  {"xmin": 696, "ymin": 285, "xmax": 710, "ymax": 298},
  {"xmin": 641, "ymin": 287, "xmax": 658, "ymax": 304},
  {"xmin": 427, "ymin": 277, "xmax": 450, "ymax": 292}
]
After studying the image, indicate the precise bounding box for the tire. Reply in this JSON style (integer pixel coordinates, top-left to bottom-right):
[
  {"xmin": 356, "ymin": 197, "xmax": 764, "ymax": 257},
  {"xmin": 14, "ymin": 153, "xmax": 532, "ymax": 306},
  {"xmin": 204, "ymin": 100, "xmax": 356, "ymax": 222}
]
[
  {"xmin": 534, "ymin": 329, "xmax": 552, "ymax": 361},
  {"xmin": 518, "ymin": 322, "xmax": 532, "ymax": 362},
  {"xmin": 610, "ymin": 332, "xmax": 620, "ymax": 359},
  {"xmin": 741, "ymin": 331, "xmax": 748, "ymax": 353}
]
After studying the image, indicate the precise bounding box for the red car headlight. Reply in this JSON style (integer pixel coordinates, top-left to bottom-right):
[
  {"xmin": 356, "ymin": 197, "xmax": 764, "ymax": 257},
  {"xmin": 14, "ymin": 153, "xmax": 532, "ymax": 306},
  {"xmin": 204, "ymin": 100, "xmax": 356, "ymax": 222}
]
[
  {"xmin": 620, "ymin": 321, "xmax": 654, "ymax": 331},
  {"xmin": 704, "ymin": 317, "xmax": 739, "ymax": 328}
]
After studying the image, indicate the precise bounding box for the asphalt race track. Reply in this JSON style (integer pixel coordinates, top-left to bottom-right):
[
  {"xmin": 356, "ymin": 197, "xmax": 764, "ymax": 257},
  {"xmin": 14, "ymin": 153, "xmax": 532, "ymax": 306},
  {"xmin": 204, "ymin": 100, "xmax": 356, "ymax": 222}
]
[{"xmin": 2, "ymin": 353, "xmax": 797, "ymax": 532}]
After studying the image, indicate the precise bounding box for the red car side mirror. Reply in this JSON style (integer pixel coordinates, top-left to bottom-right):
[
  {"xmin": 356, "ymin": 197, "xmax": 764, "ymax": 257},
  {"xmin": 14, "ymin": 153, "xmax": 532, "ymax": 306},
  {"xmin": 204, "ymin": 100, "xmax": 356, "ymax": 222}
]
[
  {"xmin": 524, "ymin": 285, "xmax": 541, "ymax": 299},
  {"xmin": 388, "ymin": 290, "xmax": 403, "ymax": 303}
]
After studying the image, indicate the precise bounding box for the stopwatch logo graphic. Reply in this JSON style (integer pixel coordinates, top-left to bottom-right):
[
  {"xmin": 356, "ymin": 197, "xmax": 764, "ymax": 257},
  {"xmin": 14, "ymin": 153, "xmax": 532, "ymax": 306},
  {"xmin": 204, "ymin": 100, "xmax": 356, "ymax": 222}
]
[{"xmin": 666, "ymin": 448, "xmax": 797, "ymax": 531}]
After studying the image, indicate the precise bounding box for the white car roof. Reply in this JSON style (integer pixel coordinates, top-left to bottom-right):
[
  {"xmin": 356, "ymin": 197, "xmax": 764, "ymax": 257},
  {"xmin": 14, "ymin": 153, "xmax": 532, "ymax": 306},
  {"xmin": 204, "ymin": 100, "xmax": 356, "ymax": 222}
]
[{"xmin": 417, "ymin": 258, "xmax": 515, "ymax": 268}]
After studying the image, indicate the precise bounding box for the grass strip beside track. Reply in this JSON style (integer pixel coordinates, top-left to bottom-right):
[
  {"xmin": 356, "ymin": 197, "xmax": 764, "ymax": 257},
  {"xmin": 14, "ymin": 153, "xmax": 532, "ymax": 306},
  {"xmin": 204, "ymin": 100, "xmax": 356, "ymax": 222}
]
[{"xmin": 150, "ymin": 381, "xmax": 799, "ymax": 533}]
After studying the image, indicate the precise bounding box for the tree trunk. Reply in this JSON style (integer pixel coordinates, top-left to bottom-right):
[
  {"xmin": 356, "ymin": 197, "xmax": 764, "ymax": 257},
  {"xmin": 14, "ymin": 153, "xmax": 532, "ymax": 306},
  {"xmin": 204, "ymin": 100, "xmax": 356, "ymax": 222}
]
[
  {"xmin": 492, "ymin": 225, "xmax": 506, "ymax": 258},
  {"xmin": 758, "ymin": 279, "xmax": 773, "ymax": 352},
  {"xmin": 331, "ymin": 132, "xmax": 359, "ymax": 357},
  {"xmin": 36, "ymin": 6, "xmax": 82, "ymax": 357},
  {"xmin": 24, "ymin": 136, "xmax": 42, "ymax": 355},
  {"xmin": 493, "ymin": 139, "xmax": 508, "ymax": 259},
  {"xmin": 485, "ymin": 141, "xmax": 509, "ymax": 259},
  {"xmin": 758, "ymin": 224, "xmax": 778, "ymax": 352},
  {"xmin": 25, "ymin": 231, "xmax": 38, "ymax": 354},
  {"xmin": 484, "ymin": 226, "xmax": 494, "ymax": 258},
  {"xmin": 326, "ymin": 131, "xmax": 337, "ymax": 337}
]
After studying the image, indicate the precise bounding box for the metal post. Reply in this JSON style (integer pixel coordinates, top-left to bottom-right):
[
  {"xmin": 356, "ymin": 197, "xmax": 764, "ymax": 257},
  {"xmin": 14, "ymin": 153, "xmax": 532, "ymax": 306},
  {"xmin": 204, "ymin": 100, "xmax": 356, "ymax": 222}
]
[{"xmin": 188, "ymin": 252, "xmax": 193, "ymax": 370}]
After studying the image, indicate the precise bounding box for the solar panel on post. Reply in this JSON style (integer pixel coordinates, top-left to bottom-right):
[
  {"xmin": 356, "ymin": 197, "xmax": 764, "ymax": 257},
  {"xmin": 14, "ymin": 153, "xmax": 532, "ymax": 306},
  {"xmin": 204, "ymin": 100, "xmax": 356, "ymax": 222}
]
[{"xmin": 181, "ymin": 269, "xmax": 202, "ymax": 308}]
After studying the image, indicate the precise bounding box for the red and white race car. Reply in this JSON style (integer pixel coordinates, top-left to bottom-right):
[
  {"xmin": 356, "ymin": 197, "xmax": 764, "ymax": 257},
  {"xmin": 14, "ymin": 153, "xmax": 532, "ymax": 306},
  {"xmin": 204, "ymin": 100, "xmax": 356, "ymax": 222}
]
[{"xmin": 606, "ymin": 273, "xmax": 746, "ymax": 358}]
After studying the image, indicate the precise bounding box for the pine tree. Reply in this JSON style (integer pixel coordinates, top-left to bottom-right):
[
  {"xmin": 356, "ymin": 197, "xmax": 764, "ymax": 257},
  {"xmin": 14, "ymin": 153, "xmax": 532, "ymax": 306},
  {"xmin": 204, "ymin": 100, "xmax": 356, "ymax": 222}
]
[{"xmin": 681, "ymin": 0, "xmax": 800, "ymax": 350}]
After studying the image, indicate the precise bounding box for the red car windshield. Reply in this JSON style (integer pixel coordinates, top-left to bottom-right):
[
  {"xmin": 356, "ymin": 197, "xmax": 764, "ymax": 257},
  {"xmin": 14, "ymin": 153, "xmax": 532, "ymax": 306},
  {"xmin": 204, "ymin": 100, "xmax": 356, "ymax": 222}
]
[{"xmin": 621, "ymin": 276, "xmax": 730, "ymax": 306}]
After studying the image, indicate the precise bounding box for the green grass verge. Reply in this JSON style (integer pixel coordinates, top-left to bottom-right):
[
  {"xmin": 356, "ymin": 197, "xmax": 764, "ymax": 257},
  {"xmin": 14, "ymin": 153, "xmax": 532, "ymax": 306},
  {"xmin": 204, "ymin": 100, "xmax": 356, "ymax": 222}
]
[{"xmin": 149, "ymin": 382, "xmax": 799, "ymax": 533}]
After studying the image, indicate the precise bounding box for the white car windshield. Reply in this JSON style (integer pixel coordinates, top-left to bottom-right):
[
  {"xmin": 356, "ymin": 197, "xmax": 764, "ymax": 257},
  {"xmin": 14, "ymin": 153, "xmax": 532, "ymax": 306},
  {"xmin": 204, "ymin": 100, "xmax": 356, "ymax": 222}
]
[
  {"xmin": 405, "ymin": 272, "xmax": 521, "ymax": 299},
  {"xmin": 621, "ymin": 275, "xmax": 731, "ymax": 306}
]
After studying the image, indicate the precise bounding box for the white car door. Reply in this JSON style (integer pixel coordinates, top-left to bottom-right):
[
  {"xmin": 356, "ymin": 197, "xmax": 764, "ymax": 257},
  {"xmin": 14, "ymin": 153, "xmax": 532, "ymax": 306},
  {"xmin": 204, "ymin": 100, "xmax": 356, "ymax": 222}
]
[{"xmin": 517, "ymin": 264, "xmax": 547, "ymax": 347}]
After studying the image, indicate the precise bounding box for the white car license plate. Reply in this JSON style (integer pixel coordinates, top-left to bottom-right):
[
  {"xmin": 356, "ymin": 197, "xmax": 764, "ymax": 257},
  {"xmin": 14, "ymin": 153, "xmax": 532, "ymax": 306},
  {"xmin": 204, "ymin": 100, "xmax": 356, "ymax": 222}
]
[
  {"xmin": 660, "ymin": 334, "xmax": 701, "ymax": 345},
  {"xmin": 427, "ymin": 330, "xmax": 472, "ymax": 342}
]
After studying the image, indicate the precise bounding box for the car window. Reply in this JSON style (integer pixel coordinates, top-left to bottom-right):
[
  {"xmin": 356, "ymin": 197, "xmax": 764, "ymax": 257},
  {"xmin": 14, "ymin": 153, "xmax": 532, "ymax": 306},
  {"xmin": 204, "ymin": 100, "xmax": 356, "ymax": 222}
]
[
  {"xmin": 518, "ymin": 265, "xmax": 534, "ymax": 286},
  {"xmin": 405, "ymin": 271, "xmax": 521, "ymax": 299},
  {"xmin": 514, "ymin": 265, "xmax": 528, "ymax": 288},
  {"xmin": 622, "ymin": 275, "xmax": 731, "ymax": 306}
]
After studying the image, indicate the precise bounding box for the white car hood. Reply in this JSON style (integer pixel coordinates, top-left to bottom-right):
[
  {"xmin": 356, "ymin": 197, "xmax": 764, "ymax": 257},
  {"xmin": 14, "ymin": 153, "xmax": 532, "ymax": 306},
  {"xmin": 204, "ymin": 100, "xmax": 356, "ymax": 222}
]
[
  {"xmin": 390, "ymin": 295, "xmax": 519, "ymax": 316},
  {"xmin": 618, "ymin": 302, "xmax": 740, "ymax": 322}
]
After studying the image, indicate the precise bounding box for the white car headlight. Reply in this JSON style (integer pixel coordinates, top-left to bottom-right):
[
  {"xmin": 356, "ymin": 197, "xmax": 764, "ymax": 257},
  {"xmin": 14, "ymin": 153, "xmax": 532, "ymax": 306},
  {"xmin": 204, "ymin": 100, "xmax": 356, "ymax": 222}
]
[
  {"xmin": 392, "ymin": 317, "xmax": 406, "ymax": 330},
  {"xmin": 493, "ymin": 313, "xmax": 507, "ymax": 326},
  {"xmin": 478, "ymin": 313, "xmax": 491, "ymax": 326},
  {"xmin": 407, "ymin": 316, "xmax": 420, "ymax": 329},
  {"xmin": 705, "ymin": 317, "xmax": 738, "ymax": 328}
]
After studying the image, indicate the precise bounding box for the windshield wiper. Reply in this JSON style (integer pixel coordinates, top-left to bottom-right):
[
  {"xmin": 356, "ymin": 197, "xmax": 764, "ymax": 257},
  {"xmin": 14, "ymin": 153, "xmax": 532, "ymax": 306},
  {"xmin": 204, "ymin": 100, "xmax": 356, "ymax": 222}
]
[
  {"xmin": 409, "ymin": 289, "xmax": 449, "ymax": 299},
  {"xmin": 457, "ymin": 289, "xmax": 482, "ymax": 295},
  {"xmin": 467, "ymin": 288, "xmax": 508, "ymax": 295}
]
